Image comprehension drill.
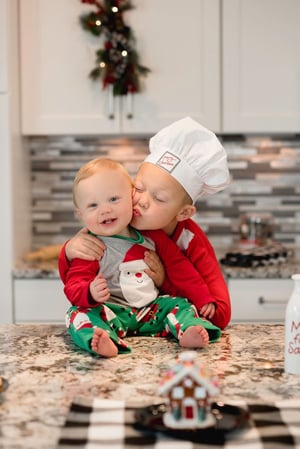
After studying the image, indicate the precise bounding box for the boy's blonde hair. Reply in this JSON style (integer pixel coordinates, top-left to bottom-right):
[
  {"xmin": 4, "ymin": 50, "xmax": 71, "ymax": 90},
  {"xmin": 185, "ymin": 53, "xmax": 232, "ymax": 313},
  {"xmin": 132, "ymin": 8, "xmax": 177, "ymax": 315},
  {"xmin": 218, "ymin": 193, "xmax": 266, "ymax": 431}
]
[{"xmin": 73, "ymin": 158, "xmax": 132, "ymax": 207}]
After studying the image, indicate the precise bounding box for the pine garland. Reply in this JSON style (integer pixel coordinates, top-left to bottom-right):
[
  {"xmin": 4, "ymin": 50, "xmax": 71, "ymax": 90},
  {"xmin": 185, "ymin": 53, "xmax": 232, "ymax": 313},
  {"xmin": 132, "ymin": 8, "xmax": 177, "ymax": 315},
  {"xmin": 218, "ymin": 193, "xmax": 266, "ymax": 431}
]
[{"xmin": 80, "ymin": 0, "xmax": 150, "ymax": 96}]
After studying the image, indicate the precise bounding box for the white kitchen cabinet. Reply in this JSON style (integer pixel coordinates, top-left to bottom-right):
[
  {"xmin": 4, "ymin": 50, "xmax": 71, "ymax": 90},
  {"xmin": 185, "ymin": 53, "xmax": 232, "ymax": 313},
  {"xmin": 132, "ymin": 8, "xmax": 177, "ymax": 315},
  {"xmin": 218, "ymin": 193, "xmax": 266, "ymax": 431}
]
[
  {"xmin": 228, "ymin": 278, "xmax": 293, "ymax": 323},
  {"xmin": 14, "ymin": 279, "xmax": 69, "ymax": 323},
  {"xmin": 222, "ymin": 0, "xmax": 300, "ymax": 133},
  {"xmin": 0, "ymin": 0, "xmax": 12, "ymax": 324},
  {"xmin": 0, "ymin": 0, "xmax": 8, "ymax": 92},
  {"xmin": 19, "ymin": 0, "xmax": 220, "ymax": 135},
  {"xmin": 0, "ymin": 0, "xmax": 31, "ymax": 324}
]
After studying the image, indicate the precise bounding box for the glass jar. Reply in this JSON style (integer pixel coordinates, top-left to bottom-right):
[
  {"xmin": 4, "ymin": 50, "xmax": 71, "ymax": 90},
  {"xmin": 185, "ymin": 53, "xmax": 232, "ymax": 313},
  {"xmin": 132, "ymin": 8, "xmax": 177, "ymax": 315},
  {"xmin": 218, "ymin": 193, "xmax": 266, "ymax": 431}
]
[{"xmin": 239, "ymin": 213, "xmax": 274, "ymax": 247}]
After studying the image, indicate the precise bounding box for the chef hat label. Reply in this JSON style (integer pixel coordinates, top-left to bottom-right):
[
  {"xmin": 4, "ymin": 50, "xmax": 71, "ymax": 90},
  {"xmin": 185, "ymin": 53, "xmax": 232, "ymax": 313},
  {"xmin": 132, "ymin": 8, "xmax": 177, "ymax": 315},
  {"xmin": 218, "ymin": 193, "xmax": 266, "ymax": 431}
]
[
  {"xmin": 155, "ymin": 151, "xmax": 181, "ymax": 173},
  {"xmin": 145, "ymin": 117, "xmax": 230, "ymax": 203}
]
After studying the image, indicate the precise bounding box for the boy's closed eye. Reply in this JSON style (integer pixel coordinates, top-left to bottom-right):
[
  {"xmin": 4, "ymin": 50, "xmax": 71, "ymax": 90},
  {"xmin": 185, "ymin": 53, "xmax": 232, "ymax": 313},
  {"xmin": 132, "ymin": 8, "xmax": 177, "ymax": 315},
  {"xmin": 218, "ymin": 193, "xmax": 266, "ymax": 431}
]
[{"xmin": 154, "ymin": 196, "xmax": 165, "ymax": 203}]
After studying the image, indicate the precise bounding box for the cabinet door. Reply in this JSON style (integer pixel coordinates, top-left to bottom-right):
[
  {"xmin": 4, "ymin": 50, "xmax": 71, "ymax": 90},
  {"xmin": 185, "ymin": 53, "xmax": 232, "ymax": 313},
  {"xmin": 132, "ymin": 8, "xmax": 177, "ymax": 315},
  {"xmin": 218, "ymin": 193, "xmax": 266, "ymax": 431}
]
[
  {"xmin": 14, "ymin": 279, "xmax": 69, "ymax": 323},
  {"xmin": 222, "ymin": 0, "xmax": 300, "ymax": 133},
  {"xmin": 228, "ymin": 278, "xmax": 293, "ymax": 323},
  {"xmin": 121, "ymin": 0, "xmax": 220, "ymax": 134},
  {"xmin": 19, "ymin": 0, "xmax": 220, "ymax": 135},
  {"xmin": 0, "ymin": 0, "xmax": 8, "ymax": 92},
  {"xmin": 19, "ymin": 0, "xmax": 122, "ymax": 135}
]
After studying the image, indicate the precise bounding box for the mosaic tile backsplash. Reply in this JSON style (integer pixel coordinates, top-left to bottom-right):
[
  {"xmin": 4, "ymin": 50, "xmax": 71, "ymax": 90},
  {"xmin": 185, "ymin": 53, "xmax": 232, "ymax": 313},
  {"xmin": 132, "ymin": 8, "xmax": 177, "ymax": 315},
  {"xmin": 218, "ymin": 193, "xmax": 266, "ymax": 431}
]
[{"xmin": 29, "ymin": 135, "xmax": 300, "ymax": 250}]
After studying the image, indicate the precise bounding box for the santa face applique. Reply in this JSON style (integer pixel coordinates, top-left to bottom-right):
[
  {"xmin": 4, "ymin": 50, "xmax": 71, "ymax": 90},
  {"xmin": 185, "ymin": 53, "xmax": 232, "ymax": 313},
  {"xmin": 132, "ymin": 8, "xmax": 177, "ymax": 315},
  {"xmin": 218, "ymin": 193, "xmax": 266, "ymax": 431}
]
[{"xmin": 119, "ymin": 244, "xmax": 159, "ymax": 307}]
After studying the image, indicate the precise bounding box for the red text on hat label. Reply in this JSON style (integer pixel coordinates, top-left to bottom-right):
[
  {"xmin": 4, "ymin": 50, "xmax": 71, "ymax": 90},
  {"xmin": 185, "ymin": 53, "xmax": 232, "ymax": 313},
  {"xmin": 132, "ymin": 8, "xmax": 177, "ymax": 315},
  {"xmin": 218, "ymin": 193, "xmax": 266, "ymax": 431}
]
[{"xmin": 156, "ymin": 151, "xmax": 181, "ymax": 173}]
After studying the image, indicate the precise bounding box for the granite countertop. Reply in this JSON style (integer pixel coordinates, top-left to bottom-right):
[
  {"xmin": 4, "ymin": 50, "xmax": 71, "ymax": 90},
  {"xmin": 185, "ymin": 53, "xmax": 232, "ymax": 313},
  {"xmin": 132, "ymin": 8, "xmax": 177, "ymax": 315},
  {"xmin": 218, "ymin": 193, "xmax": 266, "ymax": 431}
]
[
  {"xmin": 13, "ymin": 245, "xmax": 300, "ymax": 279},
  {"xmin": 221, "ymin": 256, "xmax": 300, "ymax": 279},
  {"xmin": 13, "ymin": 259, "xmax": 60, "ymax": 279},
  {"xmin": 0, "ymin": 323, "xmax": 300, "ymax": 449},
  {"xmin": 220, "ymin": 244, "xmax": 300, "ymax": 279}
]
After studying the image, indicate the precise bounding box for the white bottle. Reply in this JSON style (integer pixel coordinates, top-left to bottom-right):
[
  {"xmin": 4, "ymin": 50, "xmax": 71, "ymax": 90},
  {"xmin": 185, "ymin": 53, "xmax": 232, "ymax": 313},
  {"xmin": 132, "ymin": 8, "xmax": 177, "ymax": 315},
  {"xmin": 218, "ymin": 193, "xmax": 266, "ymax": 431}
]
[{"xmin": 285, "ymin": 274, "xmax": 300, "ymax": 374}]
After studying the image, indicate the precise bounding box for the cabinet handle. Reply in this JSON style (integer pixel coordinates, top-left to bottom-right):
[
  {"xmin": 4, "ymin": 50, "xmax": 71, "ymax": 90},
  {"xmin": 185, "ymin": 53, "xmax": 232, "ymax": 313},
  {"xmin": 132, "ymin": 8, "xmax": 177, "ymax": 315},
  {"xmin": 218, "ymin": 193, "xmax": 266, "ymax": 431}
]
[
  {"xmin": 258, "ymin": 296, "xmax": 286, "ymax": 305},
  {"xmin": 126, "ymin": 93, "xmax": 133, "ymax": 119},
  {"xmin": 108, "ymin": 85, "xmax": 115, "ymax": 119}
]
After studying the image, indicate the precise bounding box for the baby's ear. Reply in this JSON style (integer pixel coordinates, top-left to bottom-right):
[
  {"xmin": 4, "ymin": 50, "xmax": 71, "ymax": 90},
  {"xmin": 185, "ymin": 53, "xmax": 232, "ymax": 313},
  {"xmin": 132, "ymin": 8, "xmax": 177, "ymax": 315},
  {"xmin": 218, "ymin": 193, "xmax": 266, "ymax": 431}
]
[
  {"xmin": 176, "ymin": 205, "xmax": 196, "ymax": 222},
  {"xmin": 75, "ymin": 208, "xmax": 83, "ymax": 221}
]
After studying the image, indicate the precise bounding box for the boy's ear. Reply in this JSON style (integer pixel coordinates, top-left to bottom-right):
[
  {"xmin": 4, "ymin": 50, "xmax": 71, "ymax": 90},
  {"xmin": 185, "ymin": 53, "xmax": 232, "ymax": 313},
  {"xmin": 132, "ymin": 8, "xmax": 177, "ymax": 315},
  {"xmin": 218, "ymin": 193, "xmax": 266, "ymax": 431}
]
[{"xmin": 176, "ymin": 204, "xmax": 196, "ymax": 222}]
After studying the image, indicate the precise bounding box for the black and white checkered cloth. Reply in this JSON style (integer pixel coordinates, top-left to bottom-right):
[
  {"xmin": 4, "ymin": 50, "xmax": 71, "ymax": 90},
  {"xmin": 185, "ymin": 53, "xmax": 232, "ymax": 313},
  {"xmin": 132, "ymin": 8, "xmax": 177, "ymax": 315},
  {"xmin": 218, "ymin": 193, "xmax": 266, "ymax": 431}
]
[{"xmin": 57, "ymin": 398, "xmax": 300, "ymax": 448}]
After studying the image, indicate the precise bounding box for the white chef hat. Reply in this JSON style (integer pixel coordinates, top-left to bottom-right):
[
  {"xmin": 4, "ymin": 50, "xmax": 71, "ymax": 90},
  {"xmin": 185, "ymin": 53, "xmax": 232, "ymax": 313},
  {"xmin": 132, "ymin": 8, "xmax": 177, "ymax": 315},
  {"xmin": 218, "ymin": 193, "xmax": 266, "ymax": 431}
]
[{"xmin": 144, "ymin": 117, "xmax": 230, "ymax": 203}]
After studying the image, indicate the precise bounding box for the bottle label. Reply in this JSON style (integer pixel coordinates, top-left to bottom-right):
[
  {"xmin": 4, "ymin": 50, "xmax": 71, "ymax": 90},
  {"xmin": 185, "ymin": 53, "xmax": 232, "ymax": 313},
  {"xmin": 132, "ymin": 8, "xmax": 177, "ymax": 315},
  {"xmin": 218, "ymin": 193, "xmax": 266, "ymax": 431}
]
[{"xmin": 287, "ymin": 321, "xmax": 300, "ymax": 355}]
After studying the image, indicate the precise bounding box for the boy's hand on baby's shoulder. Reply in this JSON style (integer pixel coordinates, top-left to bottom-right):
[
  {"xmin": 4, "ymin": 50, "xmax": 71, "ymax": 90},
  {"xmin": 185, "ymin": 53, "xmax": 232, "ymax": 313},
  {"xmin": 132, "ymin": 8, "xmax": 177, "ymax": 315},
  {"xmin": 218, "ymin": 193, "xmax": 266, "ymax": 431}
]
[
  {"xmin": 143, "ymin": 250, "xmax": 165, "ymax": 288},
  {"xmin": 90, "ymin": 272, "xmax": 110, "ymax": 303},
  {"xmin": 66, "ymin": 227, "xmax": 106, "ymax": 261},
  {"xmin": 199, "ymin": 302, "xmax": 216, "ymax": 320}
]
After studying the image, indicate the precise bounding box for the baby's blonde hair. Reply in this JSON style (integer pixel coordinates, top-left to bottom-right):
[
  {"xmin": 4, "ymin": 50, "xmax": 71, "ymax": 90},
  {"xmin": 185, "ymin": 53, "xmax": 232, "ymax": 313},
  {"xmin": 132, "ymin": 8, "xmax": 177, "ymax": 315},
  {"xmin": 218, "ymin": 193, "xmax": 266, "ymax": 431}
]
[{"xmin": 73, "ymin": 158, "xmax": 132, "ymax": 207}]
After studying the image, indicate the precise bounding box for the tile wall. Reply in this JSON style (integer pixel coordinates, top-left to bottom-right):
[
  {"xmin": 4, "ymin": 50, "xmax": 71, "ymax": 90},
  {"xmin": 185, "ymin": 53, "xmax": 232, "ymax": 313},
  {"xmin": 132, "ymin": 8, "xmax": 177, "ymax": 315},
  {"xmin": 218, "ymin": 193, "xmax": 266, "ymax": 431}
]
[{"xmin": 29, "ymin": 135, "xmax": 300, "ymax": 250}]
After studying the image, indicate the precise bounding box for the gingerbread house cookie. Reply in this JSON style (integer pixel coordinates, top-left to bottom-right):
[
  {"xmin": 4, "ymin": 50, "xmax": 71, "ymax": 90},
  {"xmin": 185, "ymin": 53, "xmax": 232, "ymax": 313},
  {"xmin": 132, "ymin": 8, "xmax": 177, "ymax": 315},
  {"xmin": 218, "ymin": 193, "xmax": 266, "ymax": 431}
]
[{"xmin": 159, "ymin": 351, "xmax": 219, "ymax": 429}]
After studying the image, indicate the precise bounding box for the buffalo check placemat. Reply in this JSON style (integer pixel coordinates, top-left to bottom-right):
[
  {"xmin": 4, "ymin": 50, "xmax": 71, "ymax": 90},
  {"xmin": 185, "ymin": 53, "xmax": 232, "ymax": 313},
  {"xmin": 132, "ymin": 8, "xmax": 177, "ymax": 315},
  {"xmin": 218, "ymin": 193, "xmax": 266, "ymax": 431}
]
[{"xmin": 57, "ymin": 398, "xmax": 300, "ymax": 448}]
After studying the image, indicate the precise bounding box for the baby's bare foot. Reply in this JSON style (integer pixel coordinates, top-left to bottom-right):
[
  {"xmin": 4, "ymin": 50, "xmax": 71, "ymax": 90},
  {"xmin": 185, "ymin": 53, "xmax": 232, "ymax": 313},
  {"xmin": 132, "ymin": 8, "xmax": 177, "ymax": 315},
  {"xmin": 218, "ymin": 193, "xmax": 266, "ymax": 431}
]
[
  {"xmin": 180, "ymin": 325, "xmax": 209, "ymax": 348},
  {"xmin": 91, "ymin": 327, "xmax": 118, "ymax": 357}
]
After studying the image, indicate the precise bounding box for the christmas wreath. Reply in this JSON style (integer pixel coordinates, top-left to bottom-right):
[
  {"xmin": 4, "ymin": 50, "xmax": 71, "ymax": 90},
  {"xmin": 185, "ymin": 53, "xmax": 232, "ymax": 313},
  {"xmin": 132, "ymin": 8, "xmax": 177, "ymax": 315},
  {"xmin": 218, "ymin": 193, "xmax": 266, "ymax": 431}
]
[{"xmin": 80, "ymin": 0, "xmax": 150, "ymax": 96}]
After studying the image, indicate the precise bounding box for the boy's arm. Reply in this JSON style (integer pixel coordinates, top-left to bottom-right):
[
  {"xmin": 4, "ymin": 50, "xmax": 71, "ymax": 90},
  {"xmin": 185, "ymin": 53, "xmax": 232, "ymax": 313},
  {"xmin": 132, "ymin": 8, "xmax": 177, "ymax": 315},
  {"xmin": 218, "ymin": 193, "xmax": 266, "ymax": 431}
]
[
  {"xmin": 142, "ymin": 230, "xmax": 215, "ymax": 311},
  {"xmin": 58, "ymin": 229, "xmax": 106, "ymax": 281},
  {"xmin": 59, "ymin": 249, "xmax": 100, "ymax": 308},
  {"xmin": 182, "ymin": 220, "xmax": 231, "ymax": 329},
  {"xmin": 66, "ymin": 227, "xmax": 105, "ymax": 261}
]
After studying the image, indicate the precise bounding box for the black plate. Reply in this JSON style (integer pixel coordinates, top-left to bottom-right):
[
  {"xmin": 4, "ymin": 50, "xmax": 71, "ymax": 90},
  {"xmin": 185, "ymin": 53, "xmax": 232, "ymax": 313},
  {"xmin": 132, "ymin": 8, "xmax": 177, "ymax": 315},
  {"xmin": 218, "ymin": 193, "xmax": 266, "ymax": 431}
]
[
  {"xmin": 0, "ymin": 377, "xmax": 8, "ymax": 394},
  {"xmin": 134, "ymin": 402, "xmax": 250, "ymax": 444}
]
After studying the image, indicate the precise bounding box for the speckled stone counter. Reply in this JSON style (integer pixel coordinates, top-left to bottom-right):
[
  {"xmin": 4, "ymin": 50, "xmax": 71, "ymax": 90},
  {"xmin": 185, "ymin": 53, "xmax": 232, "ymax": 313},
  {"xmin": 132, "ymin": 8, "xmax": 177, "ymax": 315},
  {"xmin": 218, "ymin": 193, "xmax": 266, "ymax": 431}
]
[
  {"xmin": 13, "ymin": 259, "xmax": 60, "ymax": 279},
  {"xmin": 221, "ymin": 257, "xmax": 300, "ymax": 279},
  {"xmin": 13, "ymin": 247, "xmax": 300, "ymax": 279},
  {"xmin": 220, "ymin": 244, "xmax": 300, "ymax": 279},
  {"xmin": 0, "ymin": 324, "xmax": 300, "ymax": 449}
]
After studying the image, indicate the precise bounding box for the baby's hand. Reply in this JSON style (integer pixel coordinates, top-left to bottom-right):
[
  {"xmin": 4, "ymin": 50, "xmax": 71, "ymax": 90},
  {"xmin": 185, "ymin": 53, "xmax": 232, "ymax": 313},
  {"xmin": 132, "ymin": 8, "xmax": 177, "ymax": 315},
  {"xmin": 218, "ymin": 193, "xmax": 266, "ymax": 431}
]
[
  {"xmin": 199, "ymin": 302, "xmax": 216, "ymax": 320},
  {"xmin": 89, "ymin": 272, "xmax": 110, "ymax": 303}
]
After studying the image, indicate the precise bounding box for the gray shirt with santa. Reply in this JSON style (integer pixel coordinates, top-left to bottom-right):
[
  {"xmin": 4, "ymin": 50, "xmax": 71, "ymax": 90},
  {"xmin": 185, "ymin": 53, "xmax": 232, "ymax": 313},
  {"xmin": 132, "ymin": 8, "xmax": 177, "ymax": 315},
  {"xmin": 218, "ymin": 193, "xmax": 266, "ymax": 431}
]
[{"xmin": 98, "ymin": 229, "xmax": 160, "ymax": 309}]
